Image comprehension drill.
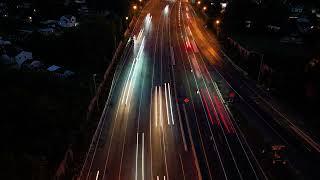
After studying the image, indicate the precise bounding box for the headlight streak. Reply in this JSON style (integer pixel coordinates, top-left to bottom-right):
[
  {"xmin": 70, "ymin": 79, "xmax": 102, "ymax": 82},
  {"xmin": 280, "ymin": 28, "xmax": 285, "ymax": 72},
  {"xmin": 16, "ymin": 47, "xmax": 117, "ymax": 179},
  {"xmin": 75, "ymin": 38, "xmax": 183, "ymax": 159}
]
[
  {"xmin": 135, "ymin": 133, "xmax": 139, "ymax": 180},
  {"xmin": 122, "ymin": 36, "xmax": 145, "ymax": 105},
  {"xmin": 95, "ymin": 170, "xmax": 99, "ymax": 180},
  {"xmin": 137, "ymin": 28, "xmax": 144, "ymax": 41},
  {"xmin": 145, "ymin": 13, "xmax": 152, "ymax": 28},
  {"xmin": 155, "ymin": 86, "xmax": 158, "ymax": 127},
  {"xmin": 164, "ymin": 5, "xmax": 169, "ymax": 14},
  {"xmin": 164, "ymin": 83, "xmax": 171, "ymax": 125},
  {"xmin": 159, "ymin": 86, "xmax": 163, "ymax": 127},
  {"xmin": 135, "ymin": 132, "xmax": 145, "ymax": 180},
  {"xmin": 167, "ymin": 83, "xmax": 175, "ymax": 125},
  {"xmin": 142, "ymin": 132, "xmax": 145, "ymax": 180}
]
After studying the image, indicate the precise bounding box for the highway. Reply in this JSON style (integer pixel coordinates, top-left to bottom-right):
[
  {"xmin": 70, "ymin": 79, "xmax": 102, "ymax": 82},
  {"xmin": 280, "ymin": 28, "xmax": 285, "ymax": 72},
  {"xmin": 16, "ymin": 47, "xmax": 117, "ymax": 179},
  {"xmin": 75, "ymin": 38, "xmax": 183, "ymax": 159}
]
[{"xmin": 78, "ymin": 0, "xmax": 320, "ymax": 180}]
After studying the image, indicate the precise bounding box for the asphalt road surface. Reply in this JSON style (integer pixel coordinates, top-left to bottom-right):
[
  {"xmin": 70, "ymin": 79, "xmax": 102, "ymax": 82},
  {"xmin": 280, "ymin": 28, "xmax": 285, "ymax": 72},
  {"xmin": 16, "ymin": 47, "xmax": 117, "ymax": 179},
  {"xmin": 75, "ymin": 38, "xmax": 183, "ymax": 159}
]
[{"xmin": 78, "ymin": 0, "xmax": 320, "ymax": 180}]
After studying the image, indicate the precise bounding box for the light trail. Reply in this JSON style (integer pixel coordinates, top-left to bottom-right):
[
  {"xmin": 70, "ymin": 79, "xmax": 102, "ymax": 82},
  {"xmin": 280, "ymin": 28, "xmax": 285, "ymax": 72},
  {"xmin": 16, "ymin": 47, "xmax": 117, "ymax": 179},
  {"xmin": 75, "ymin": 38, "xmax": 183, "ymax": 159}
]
[
  {"xmin": 135, "ymin": 133, "xmax": 139, "ymax": 180},
  {"xmin": 185, "ymin": 36, "xmax": 191, "ymax": 50},
  {"xmin": 178, "ymin": 153, "xmax": 186, "ymax": 180},
  {"xmin": 155, "ymin": 86, "xmax": 158, "ymax": 127},
  {"xmin": 95, "ymin": 170, "xmax": 99, "ymax": 180},
  {"xmin": 164, "ymin": 83, "xmax": 171, "ymax": 125},
  {"xmin": 160, "ymin": 110, "xmax": 169, "ymax": 180},
  {"xmin": 200, "ymin": 90, "xmax": 215, "ymax": 125},
  {"xmin": 191, "ymin": 56, "xmax": 201, "ymax": 78},
  {"xmin": 164, "ymin": 5, "xmax": 169, "ymax": 14},
  {"xmin": 137, "ymin": 28, "xmax": 144, "ymax": 41},
  {"xmin": 213, "ymin": 82, "xmax": 235, "ymax": 133},
  {"xmin": 145, "ymin": 13, "xmax": 152, "ymax": 29},
  {"xmin": 125, "ymin": 40, "xmax": 143, "ymax": 105},
  {"xmin": 168, "ymin": 83, "xmax": 175, "ymax": 125},
  {"xmin": 185, "ymin": 12, "xmax": 244, "ymax": 178},
  {"xmin": 123, "ymin": 36, "xmax": 145, "ymax": 105},
  {"xmin": 205, "ymin": 90, "xmax": 219, "ymax": 126},
  {"xmin": 186, "ymin": 10, "xmax": 262, "ymax": 178},
  {"xmin": 181, "ymin": 18, "xmax": 226, "ymax": 180},
  {"xmin": 142, "ymin": 133, "xmax": 145, "ymax": 180},
  {"xmin": 160, "ymin": 86, "xmax": 163, "ymax": 127},
  {"xmin": 121, "ymin": 57, "xmax": 136, "ymax": 104}
]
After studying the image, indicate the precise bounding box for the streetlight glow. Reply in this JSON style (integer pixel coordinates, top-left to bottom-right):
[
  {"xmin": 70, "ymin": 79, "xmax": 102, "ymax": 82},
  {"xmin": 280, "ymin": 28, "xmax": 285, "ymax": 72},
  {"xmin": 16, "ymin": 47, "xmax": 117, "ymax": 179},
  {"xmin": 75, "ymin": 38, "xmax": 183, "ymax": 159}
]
[
  {"xmin": 216, "ymin": 20, "xmax": 220, "ymax": 25},
  {"xmin": 203, "ymin": 6, "xmax": 207, "ymax": 11},
  {"xmin": 197, "ymin": 1, "xmax": 201, "ymax": 5},
  {"xmin": 133, "ymin": 5, "xmax": 137, "ymax": 10}
]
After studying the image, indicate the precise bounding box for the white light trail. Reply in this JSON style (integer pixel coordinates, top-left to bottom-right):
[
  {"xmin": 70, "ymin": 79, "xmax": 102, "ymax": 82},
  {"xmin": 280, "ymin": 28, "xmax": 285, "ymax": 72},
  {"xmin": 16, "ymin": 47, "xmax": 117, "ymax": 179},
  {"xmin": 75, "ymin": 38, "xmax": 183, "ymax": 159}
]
[
  {"xmin": 137, "ymin": 28, "xmax": 144, "ymax": 41},
  {"xmin": 168, "ymin": 83, "xmax": 175, "ymax": 125},
  {"xmin": 155, "ymin": 86, "xmax": 158, "ymax": 127},
  {"xmin": 164, "ymin": 83, "xmax": 170, "ymax": 125},
  {"xmin": 122, "ymin": 57, "xmax": 136, "ymax": 104},
  {"xmin": 160, "ymin": 86, "xmax": 163, "ymax": 127},
  {"xmin": 95, "ymin": 170, "xmax": 99, "ymax": 180},
  {"xmin": 145, "ymin": 13, "xmax": 152, "ymax": 27},
  {"xmin": 164, "ymin": 5, "xmax": 169, "ymax": 14},
  {"xmin": 142, "ymin": 133, "xmax": 145, "ymax": 180},
  {"xmin": 135, "ymin": 133, "xmax": 139, "ymax": 180},
  {"xmin": 123, "ymin": 36, "xmax": 145, "ymax": 105}
]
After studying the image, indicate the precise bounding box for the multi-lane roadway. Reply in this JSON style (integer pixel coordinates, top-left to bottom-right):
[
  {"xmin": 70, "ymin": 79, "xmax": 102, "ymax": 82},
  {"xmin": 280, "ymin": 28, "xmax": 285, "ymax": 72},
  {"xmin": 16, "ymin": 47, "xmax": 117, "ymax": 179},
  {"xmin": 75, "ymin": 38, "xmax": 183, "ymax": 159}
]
[{"xmin": 78, "ymin": 0, "xmax": 320, "ymax": 179}]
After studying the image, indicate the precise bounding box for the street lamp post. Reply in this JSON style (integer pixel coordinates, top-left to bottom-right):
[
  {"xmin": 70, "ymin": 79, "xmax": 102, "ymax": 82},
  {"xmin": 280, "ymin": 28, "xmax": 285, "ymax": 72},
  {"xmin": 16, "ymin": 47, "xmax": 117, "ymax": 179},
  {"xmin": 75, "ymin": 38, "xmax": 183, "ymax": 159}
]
[
  {"xmin": 202, "ymin": 6, "xmax": 207, "ymax": 12},
  {"xmin": 133, "ymin": 5, "xmax": 137, "ymax": 11},
  {"xmin": 215, "ymin": 20, "xmax": 220, "ymax": 38}
]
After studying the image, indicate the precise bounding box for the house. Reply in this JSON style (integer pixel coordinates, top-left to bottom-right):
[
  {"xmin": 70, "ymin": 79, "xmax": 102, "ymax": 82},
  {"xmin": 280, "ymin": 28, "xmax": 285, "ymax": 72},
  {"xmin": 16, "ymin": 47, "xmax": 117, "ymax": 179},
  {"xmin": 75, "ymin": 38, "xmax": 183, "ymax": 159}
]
[
  {"xmin": 287, "ymin": 0, "xmax": 304, "ymax": 19},
  {"xmin": 47, "ymin": 65, "xmax": 75, "ymax": 78},
  {"xmin": 0, "ymin": 2, "xmax": 8, "ymax": 17},
  {"xmin": 290, "ymin": 4, "xmax": 304, "ymax": 14},
  {"xmin": 15, "ymin": 51, "xmax": 32, "ymax": 69},
  {"xmin": 17, "ymin": 2, "xmax": 32, "ymax": 9},
  {"xmin": 74, "ymin": 0, "xmax": 86, "ymax": 3},
  {"xmin": 296, "ymin": 17, "xmax": 313, "ymax": 34},
  {"xmin": 41, "ymin": 20, "xmax": 58, "ymax": 25},
  {"xmin": 0, "ymin": 54, "xmax": 15, "ymax": 65},
  {"xmin": 78, "ymin": 6, "xmax": 89, "ymax": 15},
  {"xmin": 47, "ymin": 65, "xmax": 61, "ymax": 72},
  {"xmin": 0, "ymin": 37, "xmax": 12, "ymax": 46},
  {"xmin": 58, "ymin": 15, "xmax": 77, "ymax": 28},
  {"xmin": 28, "ymin": 60, "xmax": 44, "ymax": 70},
  {"xmin": 38, "ymin": 28, "xmax": 55, "ymax": 35}
]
